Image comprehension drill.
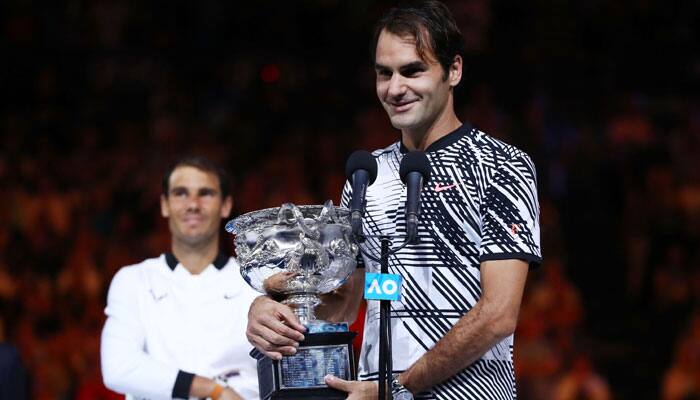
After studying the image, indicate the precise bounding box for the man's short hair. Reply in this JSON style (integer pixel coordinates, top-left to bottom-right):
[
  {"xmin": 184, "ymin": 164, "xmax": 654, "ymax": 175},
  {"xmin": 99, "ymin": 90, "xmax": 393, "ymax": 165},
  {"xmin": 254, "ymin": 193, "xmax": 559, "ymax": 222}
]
[
  {"xmin": 371, "ymin": 0, "xmax": 464, "ymax": 79},
  {"xmin": 162, "ymin": 155, "xmax": 230, "ymax": 198}
]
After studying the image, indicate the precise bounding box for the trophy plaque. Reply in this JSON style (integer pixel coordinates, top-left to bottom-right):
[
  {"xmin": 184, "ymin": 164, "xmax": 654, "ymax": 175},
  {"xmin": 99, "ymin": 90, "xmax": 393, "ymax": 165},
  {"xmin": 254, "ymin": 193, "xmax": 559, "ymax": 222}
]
[{"xmin": 226, "ymin": 201, "xmax": 358, "ymax": 400}]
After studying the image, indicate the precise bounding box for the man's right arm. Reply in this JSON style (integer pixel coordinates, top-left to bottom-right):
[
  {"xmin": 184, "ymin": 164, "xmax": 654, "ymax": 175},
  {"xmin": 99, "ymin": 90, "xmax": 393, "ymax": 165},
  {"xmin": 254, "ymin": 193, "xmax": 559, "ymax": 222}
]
[{"xmin": 246, "ymin": 269, "xmax": 364, "ymax": 360}]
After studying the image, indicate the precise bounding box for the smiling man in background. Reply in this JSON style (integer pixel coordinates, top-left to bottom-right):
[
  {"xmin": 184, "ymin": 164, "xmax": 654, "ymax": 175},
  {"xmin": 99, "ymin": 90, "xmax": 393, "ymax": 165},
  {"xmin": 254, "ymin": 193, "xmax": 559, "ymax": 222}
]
[{"xmin": 101, "ymin": 156, "xmax": 259, "ymax": 400}]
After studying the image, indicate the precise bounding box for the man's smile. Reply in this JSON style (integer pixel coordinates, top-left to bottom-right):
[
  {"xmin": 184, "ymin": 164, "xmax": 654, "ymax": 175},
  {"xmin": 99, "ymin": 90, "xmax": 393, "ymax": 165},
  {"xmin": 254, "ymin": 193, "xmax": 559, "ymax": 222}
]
[
  {"xmin": 183, "ymin": 215, "xmax": 204, "ymax": 226},
  {"xmin": 389, "ymin": 99, "xmax": 418, "ymax": 113}
]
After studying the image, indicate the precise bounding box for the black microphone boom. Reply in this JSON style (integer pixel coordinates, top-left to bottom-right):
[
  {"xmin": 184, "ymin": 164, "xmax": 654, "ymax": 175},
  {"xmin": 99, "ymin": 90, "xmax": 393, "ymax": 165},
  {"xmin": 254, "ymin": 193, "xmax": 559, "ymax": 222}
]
[
  {"xmin": 399, "ymin": 151, "xmax": 432, "ymax": 243},
  {"xmin": 345, "ymin": 150, "xmax": 378, "ymax": 240}
]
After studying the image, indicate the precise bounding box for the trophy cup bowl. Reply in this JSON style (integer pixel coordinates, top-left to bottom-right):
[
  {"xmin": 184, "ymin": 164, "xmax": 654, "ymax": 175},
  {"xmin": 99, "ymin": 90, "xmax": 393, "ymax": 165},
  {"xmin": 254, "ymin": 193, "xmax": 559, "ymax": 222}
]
[{"xmin": 226, "ymin": 201, "xmax": 359, "ymax": 400}]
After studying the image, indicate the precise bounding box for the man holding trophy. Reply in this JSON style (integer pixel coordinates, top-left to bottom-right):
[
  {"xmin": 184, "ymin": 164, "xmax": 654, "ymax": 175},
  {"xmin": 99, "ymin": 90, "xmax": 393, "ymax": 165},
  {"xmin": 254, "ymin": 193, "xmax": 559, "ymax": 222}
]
[{"xmin": 245, "ymin": 1, "xmax": 542, "ymax": 399}]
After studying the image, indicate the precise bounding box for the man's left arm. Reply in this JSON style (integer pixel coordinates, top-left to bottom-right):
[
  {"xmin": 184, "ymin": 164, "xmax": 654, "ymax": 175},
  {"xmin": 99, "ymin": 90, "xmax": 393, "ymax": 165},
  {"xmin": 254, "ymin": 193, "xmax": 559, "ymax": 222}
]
[
  {"xmin": 399, "ymin": 258, "xmax": 529, "ymax": 394},
  {"xmin": 325, "ymin": 259, "xmax": 529, "ymax": 398},
  {"xmin": 395, "ymin": 151, "xmax": 542, "ymax": 392}
]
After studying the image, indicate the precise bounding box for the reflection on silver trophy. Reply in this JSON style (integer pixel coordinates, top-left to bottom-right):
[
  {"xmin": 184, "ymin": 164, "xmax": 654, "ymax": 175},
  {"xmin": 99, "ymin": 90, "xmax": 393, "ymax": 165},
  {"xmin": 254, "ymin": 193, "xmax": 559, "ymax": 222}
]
[
  {"xmin": 225, "ymin": 200, "xmax": 358, "ymax": 327},
  {"xmin": 227, "ymin": 201, "xmax": 360, "ymax": 399}
]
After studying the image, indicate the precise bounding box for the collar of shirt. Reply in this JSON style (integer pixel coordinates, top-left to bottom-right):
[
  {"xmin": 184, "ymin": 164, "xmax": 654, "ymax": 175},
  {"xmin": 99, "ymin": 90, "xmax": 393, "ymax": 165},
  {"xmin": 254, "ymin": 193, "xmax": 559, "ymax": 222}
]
[
  {"xmin": 149, "ymin": 253, "xmax": 242, "ymax": 301},
  {"xmin": 164, "ymin": 252, "xmax": 228, "ymax": 271}
]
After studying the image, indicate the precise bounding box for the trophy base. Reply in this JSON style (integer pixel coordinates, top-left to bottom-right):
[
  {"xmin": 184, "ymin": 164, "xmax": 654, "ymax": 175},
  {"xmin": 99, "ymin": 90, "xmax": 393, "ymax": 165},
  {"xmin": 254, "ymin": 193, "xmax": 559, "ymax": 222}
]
[{"xmin": 251, "ymin": 331, "xmax": 357, "ymax": 400}]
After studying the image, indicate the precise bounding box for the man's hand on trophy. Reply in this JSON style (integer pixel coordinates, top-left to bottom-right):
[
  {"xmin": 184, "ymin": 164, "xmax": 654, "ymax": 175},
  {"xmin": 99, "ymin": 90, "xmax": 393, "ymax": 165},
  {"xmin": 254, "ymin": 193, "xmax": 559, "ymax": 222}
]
[
  {"xmin": 324, "ymin": 375, "xmax": 378, "ymax": 399},
  {"xmin": 262, "ymin": 271, "xmax": 297, "ymax": 298},
  {"xmin": 246, "ymin": 295, "xmax": 307, "ymax": 360}
]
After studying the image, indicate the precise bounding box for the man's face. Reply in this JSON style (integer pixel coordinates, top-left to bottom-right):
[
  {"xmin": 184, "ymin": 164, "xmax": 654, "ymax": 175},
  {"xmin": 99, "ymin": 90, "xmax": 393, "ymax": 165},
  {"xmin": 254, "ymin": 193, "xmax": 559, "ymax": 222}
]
[
  {"xmin": 374, "ymin": 29, "xmax": 461, "ymax": 132},
  {"xmin": 160, "ymin": 166, "xmax": 232, "ymax": 248}
]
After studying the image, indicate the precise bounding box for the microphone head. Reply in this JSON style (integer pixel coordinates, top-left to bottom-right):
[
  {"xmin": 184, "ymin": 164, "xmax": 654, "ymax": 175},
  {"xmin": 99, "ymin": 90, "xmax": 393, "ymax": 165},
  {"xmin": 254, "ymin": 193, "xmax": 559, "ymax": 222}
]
[
  {"xmin": 399, "ymin": 151, "xmax": 431, "ymax": 185},
  {"xmin": 345, "ymin": 150, "xmax": 378, "ymax": 184}
]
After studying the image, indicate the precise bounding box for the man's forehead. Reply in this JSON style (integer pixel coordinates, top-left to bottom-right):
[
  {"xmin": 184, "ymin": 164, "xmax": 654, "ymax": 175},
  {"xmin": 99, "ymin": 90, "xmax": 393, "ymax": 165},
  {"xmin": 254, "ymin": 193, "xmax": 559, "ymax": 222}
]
[
  {"xmin": 375, "ymin": 29, "xmax": 437, "ymax": 66},
  {"xmin": 169, "ymin": 165, "xmax": 220, "ymax": 189}
]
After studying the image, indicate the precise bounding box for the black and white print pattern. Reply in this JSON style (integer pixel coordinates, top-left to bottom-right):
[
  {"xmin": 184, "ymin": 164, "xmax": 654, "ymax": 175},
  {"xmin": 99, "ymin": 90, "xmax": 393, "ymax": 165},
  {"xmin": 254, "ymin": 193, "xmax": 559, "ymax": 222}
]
[{"xmin": 342, "ymin": 123, "xmax": 541, "ymax": 399}]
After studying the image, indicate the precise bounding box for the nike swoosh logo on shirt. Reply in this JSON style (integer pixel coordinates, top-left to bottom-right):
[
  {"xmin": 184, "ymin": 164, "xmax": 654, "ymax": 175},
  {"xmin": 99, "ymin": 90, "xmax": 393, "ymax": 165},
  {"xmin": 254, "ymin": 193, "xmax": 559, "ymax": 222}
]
[{"xmin": 434, "ymin": 183, "xmax": 457, "ymax": 192}]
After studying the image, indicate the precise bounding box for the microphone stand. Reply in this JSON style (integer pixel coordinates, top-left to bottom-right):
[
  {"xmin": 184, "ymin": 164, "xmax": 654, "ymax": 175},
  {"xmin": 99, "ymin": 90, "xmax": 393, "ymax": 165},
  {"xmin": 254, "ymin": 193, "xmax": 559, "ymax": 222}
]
[
  {"xmin": 349, "ymin": 148, "xmax": 428, "ymax": 400},
  {"xmin": 379, "ymin": 237, "xmax": 390, "ymax": 400},
  {"xmin": 356, "ymin": 234, "xmax": 413, "ymax": 400}
]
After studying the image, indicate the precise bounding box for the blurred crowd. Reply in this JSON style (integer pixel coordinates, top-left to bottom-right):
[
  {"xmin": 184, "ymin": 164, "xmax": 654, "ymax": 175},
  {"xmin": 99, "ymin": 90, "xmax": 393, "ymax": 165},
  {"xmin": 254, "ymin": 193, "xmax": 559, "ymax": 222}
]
[{"xmin": 1, "ymin": 1, "xmax": 698, "ymax": 399}]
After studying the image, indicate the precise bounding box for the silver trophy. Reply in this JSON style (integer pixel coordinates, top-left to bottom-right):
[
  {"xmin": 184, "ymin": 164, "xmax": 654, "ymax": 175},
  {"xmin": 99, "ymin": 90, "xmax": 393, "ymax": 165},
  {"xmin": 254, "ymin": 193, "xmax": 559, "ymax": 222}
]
[{"xmin": 226, "ymin": 200, "xmax": 359, "ymax": 399}]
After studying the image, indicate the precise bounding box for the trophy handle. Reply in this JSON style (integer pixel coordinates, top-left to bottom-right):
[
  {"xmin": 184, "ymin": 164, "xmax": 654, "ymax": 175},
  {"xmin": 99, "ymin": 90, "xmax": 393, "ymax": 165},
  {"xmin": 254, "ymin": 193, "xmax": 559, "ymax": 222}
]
[
  {"xmin": 278, "ymin": 203, "xmax": 320, "ymax": 240},
  {"xmin": 318, "ymin": 199, "xmax": 339, "ymax": 223}
]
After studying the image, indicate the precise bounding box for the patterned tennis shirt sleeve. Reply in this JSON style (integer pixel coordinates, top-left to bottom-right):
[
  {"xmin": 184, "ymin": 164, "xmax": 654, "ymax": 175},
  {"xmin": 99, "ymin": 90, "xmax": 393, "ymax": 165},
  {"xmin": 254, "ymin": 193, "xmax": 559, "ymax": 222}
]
[{"xmin": 479, "ymin": 150, "xmax": 542, "ymax": 267}]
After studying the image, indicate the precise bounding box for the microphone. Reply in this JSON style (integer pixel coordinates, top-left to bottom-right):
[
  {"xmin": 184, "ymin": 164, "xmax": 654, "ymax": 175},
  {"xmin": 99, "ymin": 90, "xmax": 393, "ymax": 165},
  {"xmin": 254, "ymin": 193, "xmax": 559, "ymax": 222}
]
[
  {"xmin": 345, "ymin": 150, "xmax": 378, "ymax": 240},
  {"xmin": 399, "ymin": 151, "xmax": 431, "ymax": 243}
]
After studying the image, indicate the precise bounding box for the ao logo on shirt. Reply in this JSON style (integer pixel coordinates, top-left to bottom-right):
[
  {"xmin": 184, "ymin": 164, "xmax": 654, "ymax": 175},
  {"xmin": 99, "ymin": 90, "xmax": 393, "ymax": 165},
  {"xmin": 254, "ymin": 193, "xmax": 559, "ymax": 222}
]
[{"xmin": 364, "ymin": 273, "xmax": 402, "ymax": 301}]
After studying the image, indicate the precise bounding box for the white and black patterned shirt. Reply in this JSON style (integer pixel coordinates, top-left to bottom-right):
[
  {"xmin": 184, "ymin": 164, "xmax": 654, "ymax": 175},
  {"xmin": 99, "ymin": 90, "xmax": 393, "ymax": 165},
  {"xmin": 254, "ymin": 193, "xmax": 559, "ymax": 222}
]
[{"xmin": 342, "ymin": 123, "xmax": 541, "ymax": 400}]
